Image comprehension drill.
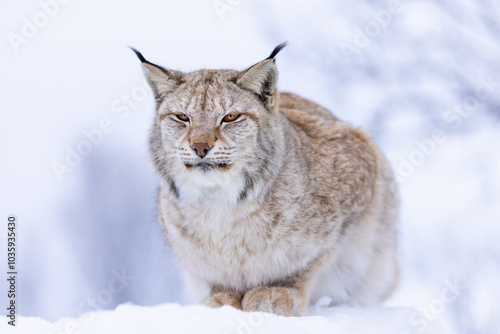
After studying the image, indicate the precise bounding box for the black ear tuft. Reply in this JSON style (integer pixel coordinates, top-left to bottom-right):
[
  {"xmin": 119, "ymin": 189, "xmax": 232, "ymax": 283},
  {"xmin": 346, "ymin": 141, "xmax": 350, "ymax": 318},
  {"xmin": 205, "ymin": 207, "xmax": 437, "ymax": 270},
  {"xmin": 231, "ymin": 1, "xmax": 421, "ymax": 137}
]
[
  {"xmin": 129, "ymin": 46, "xmax": 147, "ymax": 63},
  {"xmin": 267, "ymin": 42, "xmax": 288, "ymax": 60}
]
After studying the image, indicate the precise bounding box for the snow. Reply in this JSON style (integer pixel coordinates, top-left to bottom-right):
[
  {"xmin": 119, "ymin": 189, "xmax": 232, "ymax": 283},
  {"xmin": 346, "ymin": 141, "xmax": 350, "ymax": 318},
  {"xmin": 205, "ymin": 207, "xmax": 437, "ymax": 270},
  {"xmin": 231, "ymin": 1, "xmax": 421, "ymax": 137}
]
[
  {"xmin": 1, "ymin": 0, "xmax": 499, "ymax": 333},
  {"xmin": 1, "ymin": 302, "xmax": 457, "ymax": 334}
]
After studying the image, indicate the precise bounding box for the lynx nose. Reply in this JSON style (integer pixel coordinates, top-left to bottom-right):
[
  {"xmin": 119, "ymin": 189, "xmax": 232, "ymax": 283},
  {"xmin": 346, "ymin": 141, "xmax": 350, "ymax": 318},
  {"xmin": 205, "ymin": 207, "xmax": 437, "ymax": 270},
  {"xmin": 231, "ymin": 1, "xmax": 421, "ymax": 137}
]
[{"xmin": 192, "ymin": 142, "xmax": 211, "ymax": 159}]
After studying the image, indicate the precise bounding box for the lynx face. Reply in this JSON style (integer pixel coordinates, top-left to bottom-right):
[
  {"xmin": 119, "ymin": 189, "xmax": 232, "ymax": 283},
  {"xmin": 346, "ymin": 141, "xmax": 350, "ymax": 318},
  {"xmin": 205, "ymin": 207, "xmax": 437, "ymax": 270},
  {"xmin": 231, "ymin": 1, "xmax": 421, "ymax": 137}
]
[
  {"xmin": 158, "ymin": 71, "xmax": 267, "ymax": 175},
  {"xmin": 135, "ymin": 45, "xmax": 287, "ymax": 203}
]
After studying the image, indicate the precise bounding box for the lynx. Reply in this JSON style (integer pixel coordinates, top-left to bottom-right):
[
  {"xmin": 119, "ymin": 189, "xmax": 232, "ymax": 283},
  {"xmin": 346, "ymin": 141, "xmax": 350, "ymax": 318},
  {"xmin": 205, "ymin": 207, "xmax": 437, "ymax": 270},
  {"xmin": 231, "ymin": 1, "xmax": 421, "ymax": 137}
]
[{"xmin": 132, "ymin": 43, "xmax": 399, "ymax": 316}]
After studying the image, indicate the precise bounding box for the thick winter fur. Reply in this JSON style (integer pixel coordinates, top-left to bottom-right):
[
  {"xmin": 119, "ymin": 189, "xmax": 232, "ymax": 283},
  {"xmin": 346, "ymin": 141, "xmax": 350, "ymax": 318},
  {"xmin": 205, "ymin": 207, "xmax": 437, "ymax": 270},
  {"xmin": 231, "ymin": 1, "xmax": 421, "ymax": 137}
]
[{"xmin": 134, "ymin": 44, "xmax": 399, "ymax": 316}]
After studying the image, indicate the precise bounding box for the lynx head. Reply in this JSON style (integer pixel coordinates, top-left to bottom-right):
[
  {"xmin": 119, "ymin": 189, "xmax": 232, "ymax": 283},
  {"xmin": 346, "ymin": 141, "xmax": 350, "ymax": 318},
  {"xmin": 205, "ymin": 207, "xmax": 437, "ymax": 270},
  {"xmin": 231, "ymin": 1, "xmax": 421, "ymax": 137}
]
[{"xmin": 132, "ymin": 43, "xmax": 287, "ymax": 203}]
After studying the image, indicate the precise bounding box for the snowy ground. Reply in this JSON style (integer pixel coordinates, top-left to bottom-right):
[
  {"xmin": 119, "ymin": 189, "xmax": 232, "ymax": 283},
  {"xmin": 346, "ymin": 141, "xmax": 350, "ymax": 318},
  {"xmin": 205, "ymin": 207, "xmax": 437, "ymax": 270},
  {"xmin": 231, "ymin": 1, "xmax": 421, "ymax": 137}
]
[
  {"xmin": 1, "ymin": 302, "xmax": 457, "ymax": 334},
  {"xmin": 1, "ymin": 0, "xmax": 499, "ymax": 333}
]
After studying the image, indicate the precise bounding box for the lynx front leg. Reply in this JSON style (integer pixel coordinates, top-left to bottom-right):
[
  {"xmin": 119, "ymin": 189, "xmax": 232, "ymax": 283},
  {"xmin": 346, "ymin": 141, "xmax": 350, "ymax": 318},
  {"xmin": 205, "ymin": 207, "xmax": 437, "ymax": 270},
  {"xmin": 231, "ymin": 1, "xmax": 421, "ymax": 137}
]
[
  {"xmin": 241, "ymin": 254, "xmax": 330, "ymax": 316},
  {"xmin": 242, "ymin": 286, "xmax": 307, "ymax": 316},
  {"xmin": 201, "ymin": 291, "xmax": 243, "ymax": 310}
]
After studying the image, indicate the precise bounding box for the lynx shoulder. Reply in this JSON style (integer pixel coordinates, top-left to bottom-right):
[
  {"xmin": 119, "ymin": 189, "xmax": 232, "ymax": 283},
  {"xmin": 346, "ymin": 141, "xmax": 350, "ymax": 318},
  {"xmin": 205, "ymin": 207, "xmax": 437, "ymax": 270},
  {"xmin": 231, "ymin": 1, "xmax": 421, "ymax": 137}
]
[{"xmin": 132, "ymin": 43, "xmax": 399, "ymax": 316}]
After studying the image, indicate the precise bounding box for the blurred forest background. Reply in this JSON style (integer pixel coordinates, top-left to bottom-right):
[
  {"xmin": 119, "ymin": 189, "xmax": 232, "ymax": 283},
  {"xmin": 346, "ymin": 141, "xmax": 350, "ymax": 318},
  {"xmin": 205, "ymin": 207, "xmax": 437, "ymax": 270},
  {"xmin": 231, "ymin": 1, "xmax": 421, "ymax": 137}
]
[{"xmin": 1, "ymin": 0, "xmax": 499, "ymax": 333}]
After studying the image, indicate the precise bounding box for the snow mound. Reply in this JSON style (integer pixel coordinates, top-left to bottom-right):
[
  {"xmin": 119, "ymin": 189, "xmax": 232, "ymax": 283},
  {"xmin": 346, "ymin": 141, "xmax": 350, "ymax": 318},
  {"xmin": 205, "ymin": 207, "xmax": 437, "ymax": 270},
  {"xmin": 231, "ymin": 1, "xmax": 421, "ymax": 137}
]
[{"xmin": 2, "ymin": 302, "xmax": 457, "ymax": 334}]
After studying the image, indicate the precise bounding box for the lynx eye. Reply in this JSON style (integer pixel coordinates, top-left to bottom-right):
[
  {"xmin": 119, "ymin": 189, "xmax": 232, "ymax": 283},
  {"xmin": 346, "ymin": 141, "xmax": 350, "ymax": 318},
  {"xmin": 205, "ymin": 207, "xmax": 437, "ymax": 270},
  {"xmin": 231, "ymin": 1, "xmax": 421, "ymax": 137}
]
[
  {"xmin": 176, "ymin": 114, "xmax": 189, "ymax": 122},
  {"xmin": 222, "ymin": 113, "xmax": 240, "ymax": 123}
]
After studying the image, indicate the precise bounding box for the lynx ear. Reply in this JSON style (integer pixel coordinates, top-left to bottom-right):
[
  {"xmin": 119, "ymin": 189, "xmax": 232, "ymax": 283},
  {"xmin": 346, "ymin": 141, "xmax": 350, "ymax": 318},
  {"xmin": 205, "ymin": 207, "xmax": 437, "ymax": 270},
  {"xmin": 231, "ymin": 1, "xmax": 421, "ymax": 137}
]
[
  {"xmin": 130, "ymin": 47, "xmax": 183, "ymax": 108},
  {"xmin": 237, "ymin": 42, "xmax": 288, "ymax": 110}
]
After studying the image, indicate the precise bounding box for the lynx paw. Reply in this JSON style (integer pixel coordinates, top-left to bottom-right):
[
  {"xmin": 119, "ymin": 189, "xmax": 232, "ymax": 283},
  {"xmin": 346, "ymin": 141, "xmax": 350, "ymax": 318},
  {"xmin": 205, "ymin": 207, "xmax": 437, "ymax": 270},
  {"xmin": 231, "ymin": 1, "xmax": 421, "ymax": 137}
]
[
  {"xmin": 241, "ymin": 287, "xmax": 306, "ymax": 316},
  {"xmin": 201, "ymin": 292, "xmax": 243, "ymax": 310}
]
